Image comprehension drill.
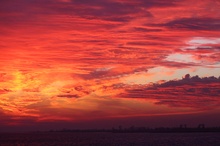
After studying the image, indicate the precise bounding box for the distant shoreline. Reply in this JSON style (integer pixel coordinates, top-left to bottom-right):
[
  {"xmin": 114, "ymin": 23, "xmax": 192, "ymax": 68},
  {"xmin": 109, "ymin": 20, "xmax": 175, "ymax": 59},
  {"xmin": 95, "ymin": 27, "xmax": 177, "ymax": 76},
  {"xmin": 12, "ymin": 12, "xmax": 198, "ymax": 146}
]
[{"xmin": 48, "ymin": 126, "xmax": 220, "ymax": 133}]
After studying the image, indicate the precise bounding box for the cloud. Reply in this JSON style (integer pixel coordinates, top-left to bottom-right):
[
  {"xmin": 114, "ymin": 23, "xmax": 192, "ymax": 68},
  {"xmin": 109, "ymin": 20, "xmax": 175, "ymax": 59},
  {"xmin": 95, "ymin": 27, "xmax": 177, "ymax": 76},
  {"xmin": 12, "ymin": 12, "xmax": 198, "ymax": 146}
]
[
  {"xmin": 155, "ymin": 17, "xmax": 220, "ymax": 31},
  {"xmin": 0, "ymin": 0, "xmax": 152, "ymax": 26},
  {"xmin": 0, "ymin": 89, "xmax": 11, "ymax": 94},
  {"xmin": 132, "ymin": 27, "xmax": 163, "ymax": 32},
  {"xmin": 119, "ymin": 74, "xmax": 220, "ymax": 109},
  {"xmin": 1, "ymin": 0, "xmax": 219, "ymax": 78},
  {"xmin": 0, "ymin": 0, "xmax": 220, "ymax": 128},
  {"xmin": 160, "ymin": 61, "xmax": 197, "ymax": 68},
  {"xmin": 57, "ymin": 94, "xmax": 79, "ymax": 98},
  {"xmin": 0, "ymin": 110, "xmax": 38, "ymax": 128}
]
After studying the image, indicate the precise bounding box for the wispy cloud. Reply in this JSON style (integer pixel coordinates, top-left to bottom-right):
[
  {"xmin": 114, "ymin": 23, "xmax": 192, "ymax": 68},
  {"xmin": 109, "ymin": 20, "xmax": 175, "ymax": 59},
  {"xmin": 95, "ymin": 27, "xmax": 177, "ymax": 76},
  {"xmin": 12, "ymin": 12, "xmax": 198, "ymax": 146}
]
[{"xmin": 0, "ymin": 0, "xmax": 220, "ymax": 127}]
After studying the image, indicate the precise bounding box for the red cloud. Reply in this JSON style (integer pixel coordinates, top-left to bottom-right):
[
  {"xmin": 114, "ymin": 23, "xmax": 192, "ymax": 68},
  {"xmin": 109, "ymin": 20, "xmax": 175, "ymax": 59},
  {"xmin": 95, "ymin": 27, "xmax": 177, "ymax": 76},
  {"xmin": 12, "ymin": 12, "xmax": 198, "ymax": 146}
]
[
  {"xmin": 119, "ymin": 75, "xmax": 220, "ymax": 109},
  {"xmin": 0, "ymin": 0, "xmax": 220, "ymax": 129}
]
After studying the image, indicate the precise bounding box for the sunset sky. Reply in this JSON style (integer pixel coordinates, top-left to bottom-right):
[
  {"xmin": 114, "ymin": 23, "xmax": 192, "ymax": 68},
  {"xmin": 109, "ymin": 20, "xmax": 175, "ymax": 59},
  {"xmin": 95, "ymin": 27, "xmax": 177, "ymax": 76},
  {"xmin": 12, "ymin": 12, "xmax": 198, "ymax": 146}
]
[{"xmin": 0, "ymin": 0, "xmax": 220, "ymax": 131}]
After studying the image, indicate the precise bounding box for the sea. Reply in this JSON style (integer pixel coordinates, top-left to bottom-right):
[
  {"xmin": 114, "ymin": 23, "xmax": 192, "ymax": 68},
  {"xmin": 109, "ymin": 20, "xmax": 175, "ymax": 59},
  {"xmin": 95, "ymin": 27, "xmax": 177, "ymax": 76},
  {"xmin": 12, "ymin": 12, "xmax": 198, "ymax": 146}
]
[{"xmin": 0, "ymin": 132, "xmax": 219, "ymax": 146}]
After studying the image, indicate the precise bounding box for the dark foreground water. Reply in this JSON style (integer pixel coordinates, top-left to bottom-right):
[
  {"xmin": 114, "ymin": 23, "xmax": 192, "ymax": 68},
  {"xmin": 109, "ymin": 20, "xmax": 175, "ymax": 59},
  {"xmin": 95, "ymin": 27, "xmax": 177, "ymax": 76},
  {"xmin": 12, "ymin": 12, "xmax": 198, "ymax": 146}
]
[{"xmin": 0, "ymin": 132, "xmax": 219, "ymax": 146}]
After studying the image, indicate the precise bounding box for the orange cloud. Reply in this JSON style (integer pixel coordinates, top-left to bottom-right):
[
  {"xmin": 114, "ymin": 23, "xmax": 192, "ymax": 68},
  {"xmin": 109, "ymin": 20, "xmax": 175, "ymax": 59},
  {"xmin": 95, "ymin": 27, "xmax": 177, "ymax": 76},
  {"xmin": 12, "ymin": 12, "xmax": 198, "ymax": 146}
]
[{"xmin": 0, "ymin": 0, "xmax": 220, "ymax": 129}]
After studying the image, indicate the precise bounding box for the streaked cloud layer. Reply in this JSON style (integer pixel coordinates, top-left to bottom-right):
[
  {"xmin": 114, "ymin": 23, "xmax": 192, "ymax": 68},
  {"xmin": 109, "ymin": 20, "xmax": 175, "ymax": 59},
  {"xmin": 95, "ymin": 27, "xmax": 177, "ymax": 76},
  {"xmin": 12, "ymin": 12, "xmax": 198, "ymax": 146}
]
[{"xmin": 0, "ymin": 0, "xmax": 220, "ymax": 130}]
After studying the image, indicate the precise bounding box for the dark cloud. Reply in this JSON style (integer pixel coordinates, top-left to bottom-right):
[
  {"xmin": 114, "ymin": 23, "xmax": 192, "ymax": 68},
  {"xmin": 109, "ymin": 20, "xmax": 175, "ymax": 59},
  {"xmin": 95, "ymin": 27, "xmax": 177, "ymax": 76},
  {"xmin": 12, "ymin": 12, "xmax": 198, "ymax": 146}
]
[
  {"xmin": 57, "ymin": 94, "xmax": 80, "ymax": 98},
  {"xmin": 0, "ymin": 108, "xmax": 38, "ymax": 130},
  {"xmin": 0, "ymin": 0, "xmax": 144, "ymax": 25},
  {"xmin": 183, "ymin": 46, "xmax": 220, "ymax": 52},
  {"xmin": 57, "ymin": 85, "xmax": 91, "ymax": 98},
  {"xmin": 140, "ymin": 0, "xmax": 178, "ymax": 7},
  {"xmin": 126, "ymin": 41, "xmax": 164, "ymax": 46},
  {"xmin": 0, "ymin": 0, "xmax": 180, "ymax": 27},
  {"xmin": 133, "ymin": 27, "xmax": 162, "ymax": 32},
  {"xmin": 160, "ymin": 61, "xmax": 197, "ymax": 68},
  {"xmin": 0, "ymin": 89, "xmax": 11, "ymax": 94},
  {"xmin": 80, "ymin": 66, "xmax": 149, "ymax": 80},
  {"xmin": 157, "ymin": 75, "xmax": 220, "ymax": 87},
  {"xmin": 119, "ymin": 75, "xmax": 220, "ymax": 109},
  {"xmin": 155, "ymin": 17, "xmax": 220, "ymax": 31}
]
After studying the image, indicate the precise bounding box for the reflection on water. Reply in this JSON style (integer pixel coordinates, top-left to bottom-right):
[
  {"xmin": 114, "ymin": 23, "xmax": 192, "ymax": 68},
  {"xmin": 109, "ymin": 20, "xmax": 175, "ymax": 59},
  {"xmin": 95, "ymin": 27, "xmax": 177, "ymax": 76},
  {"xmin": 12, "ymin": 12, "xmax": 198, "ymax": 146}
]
[{"xmin": 0, "ymin": 132, "xmax": 219, "ymax": 146}]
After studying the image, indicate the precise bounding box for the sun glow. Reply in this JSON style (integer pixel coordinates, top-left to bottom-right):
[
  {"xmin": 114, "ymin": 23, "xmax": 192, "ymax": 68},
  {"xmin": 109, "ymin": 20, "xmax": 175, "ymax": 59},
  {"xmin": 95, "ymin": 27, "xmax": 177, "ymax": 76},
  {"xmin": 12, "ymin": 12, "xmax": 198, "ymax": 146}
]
[{"xmin": 0, "ymin": 0, "xmax": 220, "ymax": 130}]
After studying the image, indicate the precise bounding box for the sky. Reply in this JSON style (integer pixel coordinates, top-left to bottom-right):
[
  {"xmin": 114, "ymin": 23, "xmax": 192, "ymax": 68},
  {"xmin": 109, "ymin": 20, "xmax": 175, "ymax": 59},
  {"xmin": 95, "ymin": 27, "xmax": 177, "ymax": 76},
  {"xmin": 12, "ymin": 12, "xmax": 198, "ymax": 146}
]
[{"xmin": 0, "ymin": 0, "xmax": 220, "ymax": 132}]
